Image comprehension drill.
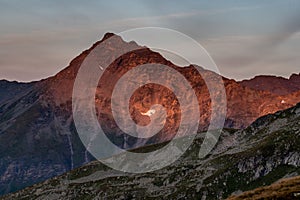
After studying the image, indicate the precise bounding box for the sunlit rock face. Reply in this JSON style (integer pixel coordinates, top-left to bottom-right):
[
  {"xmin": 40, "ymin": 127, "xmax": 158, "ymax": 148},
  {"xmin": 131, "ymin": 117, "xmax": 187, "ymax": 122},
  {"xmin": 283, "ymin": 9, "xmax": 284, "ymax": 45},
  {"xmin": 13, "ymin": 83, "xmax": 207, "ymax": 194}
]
[{"xmin": 239, "ymin": 73, "xmax": 300, "ymax": 95}]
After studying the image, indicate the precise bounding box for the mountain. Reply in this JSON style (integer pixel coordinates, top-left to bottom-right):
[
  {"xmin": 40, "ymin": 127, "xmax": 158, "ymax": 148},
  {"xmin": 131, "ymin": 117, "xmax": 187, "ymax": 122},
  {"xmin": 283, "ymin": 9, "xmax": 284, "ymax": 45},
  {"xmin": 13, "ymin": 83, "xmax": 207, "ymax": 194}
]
[
  {"xmin": 228, "ymin": 175, "xmax": 300, "ymax": 200},
  {"xmin": 239, "ymin": 73, "xmax": 300, "ymax": 95},
  {"xmin": 3, "ymin": 102, "xmax": 300, "ymax": 199},
  {"xmin": 0, "ymin": 32, "xmax": 299, "ymax": 195}
]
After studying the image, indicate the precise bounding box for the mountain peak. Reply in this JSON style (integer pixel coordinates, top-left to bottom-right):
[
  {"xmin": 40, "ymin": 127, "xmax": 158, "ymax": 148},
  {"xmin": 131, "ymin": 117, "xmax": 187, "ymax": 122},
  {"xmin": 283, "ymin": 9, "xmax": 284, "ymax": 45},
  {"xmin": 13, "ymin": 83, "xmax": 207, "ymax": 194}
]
[
  {"xmin": 289, "ymin": 72, "xmax": 300, "ymax": 80},
  {"xmin": 102, "ymin": 32, "xmax": 116, "ymax": 41}
]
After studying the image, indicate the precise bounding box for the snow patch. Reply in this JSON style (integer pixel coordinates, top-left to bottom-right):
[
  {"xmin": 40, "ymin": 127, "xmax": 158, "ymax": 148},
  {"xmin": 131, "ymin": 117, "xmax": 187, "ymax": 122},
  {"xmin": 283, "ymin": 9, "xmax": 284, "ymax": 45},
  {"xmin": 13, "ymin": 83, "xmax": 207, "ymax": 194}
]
[{"xmin": 141, "ymin": 109, "xmax": 156, "ymax": 117}]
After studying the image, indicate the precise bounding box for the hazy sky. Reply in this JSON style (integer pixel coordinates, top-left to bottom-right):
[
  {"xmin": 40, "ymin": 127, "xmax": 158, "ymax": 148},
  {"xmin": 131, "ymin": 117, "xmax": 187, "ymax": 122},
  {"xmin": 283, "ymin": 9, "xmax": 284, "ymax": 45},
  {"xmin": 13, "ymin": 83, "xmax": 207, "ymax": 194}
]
[{"xmin": 0, "ymin": 0, "xmax": 299, "ymax": 82}]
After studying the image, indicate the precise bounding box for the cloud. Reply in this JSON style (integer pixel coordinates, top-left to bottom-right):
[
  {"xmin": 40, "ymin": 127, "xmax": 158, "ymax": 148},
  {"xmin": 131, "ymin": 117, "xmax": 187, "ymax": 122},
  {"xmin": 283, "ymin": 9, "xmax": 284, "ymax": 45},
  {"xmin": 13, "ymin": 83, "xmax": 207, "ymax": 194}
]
[{"xmin": 107, "ymin": 6, "xmax": 261, "ymax": 28}]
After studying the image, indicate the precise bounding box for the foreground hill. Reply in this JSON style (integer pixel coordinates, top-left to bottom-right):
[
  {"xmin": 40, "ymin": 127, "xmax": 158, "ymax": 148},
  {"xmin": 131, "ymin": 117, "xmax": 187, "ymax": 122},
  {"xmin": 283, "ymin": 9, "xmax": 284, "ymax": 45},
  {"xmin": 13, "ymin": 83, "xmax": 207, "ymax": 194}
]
[
  {"xmin": 227, "ymin": 176, "xmax": 300, "ymax": 200},
  {"xmin": 3, "ymin": 102, "xmax": 300, "ymax": 199}
]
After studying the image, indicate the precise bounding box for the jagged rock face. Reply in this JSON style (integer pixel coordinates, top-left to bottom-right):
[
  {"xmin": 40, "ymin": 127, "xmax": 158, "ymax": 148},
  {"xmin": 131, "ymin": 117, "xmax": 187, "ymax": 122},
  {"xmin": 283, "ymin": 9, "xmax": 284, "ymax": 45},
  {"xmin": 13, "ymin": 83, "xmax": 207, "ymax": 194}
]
[
  {"xmin": 239, "ymin": 73, "xmax": 300, "ymax": 95},
  {"xmin": 0, "ymin": 33, "xmax": 299, "ymax": 195},
  {"xmin": 4, "ymin": 103, "xmax": 300, "ymax": 200},
  {"xmin": 94, "ymin": 48, "xmax": 300, "ymax": 148}
]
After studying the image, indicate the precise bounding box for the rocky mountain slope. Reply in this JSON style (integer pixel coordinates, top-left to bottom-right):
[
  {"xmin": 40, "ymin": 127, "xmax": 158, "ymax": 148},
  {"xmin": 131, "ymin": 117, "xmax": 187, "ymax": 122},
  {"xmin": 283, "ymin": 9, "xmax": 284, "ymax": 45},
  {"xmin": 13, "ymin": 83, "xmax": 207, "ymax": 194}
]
[
  {"xmin": 3, "ymin": 102, "xmax": 300, "ymax": 199},
  {"xmin": 239, "ymin": 73, "xmax": 300, "ymax": 95},
  {"xmin": 0, "ymin": 33, "xmax": 299, "ymax": 195},
  {"xmin": 0, "ymin": 80, "xmax": 34, "ymax": 104}
]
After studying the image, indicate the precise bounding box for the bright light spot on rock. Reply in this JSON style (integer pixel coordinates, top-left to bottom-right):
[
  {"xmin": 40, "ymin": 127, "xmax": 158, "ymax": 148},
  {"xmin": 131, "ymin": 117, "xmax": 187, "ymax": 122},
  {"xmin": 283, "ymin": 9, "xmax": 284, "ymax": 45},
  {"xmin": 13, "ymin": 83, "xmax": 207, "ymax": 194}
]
[{"xmin": 141, "ymin": 109, "xmax": 156, "ymax": 116}]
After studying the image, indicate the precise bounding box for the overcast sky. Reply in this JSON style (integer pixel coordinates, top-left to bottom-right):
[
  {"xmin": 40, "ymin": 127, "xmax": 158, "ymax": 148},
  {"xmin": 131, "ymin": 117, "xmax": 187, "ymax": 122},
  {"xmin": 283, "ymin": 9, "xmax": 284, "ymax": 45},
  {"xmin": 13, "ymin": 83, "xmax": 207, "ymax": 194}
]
[{"xmin": 0, "ymin": 0, "xmax": 299, "ymax": 82}]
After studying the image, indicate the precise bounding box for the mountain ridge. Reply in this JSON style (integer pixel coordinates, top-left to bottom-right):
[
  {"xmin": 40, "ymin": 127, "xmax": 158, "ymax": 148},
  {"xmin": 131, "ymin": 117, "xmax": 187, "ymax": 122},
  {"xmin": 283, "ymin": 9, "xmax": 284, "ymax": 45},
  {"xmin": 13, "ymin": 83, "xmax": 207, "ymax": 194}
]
[{"xmin": 239, "ymin": 73, "xmax": 300, "ymax": 95}]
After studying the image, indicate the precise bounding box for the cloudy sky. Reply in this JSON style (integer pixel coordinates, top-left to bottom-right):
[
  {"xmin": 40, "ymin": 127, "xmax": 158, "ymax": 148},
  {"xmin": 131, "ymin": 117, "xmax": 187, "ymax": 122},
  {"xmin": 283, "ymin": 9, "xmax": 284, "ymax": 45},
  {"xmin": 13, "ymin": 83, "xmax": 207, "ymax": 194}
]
[{"xmin": 0, "ymin": 0, "xmax": 299, "ymax": 82}]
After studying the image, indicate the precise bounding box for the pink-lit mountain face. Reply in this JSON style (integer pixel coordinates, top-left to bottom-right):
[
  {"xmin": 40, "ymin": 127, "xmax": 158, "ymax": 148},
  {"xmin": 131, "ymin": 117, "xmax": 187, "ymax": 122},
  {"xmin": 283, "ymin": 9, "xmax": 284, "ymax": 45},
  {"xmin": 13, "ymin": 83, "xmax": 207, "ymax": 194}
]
[
  {"xmin": 0, "ymin": 33, "xmax": 299, "ymax": 195},
  {"xmin": 239, "ymin": 74, "xmax": 300, "ymax": 95},
  {"xmin": 45, "ymin": 33, "xmax": 300, "ymax": 133}
]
